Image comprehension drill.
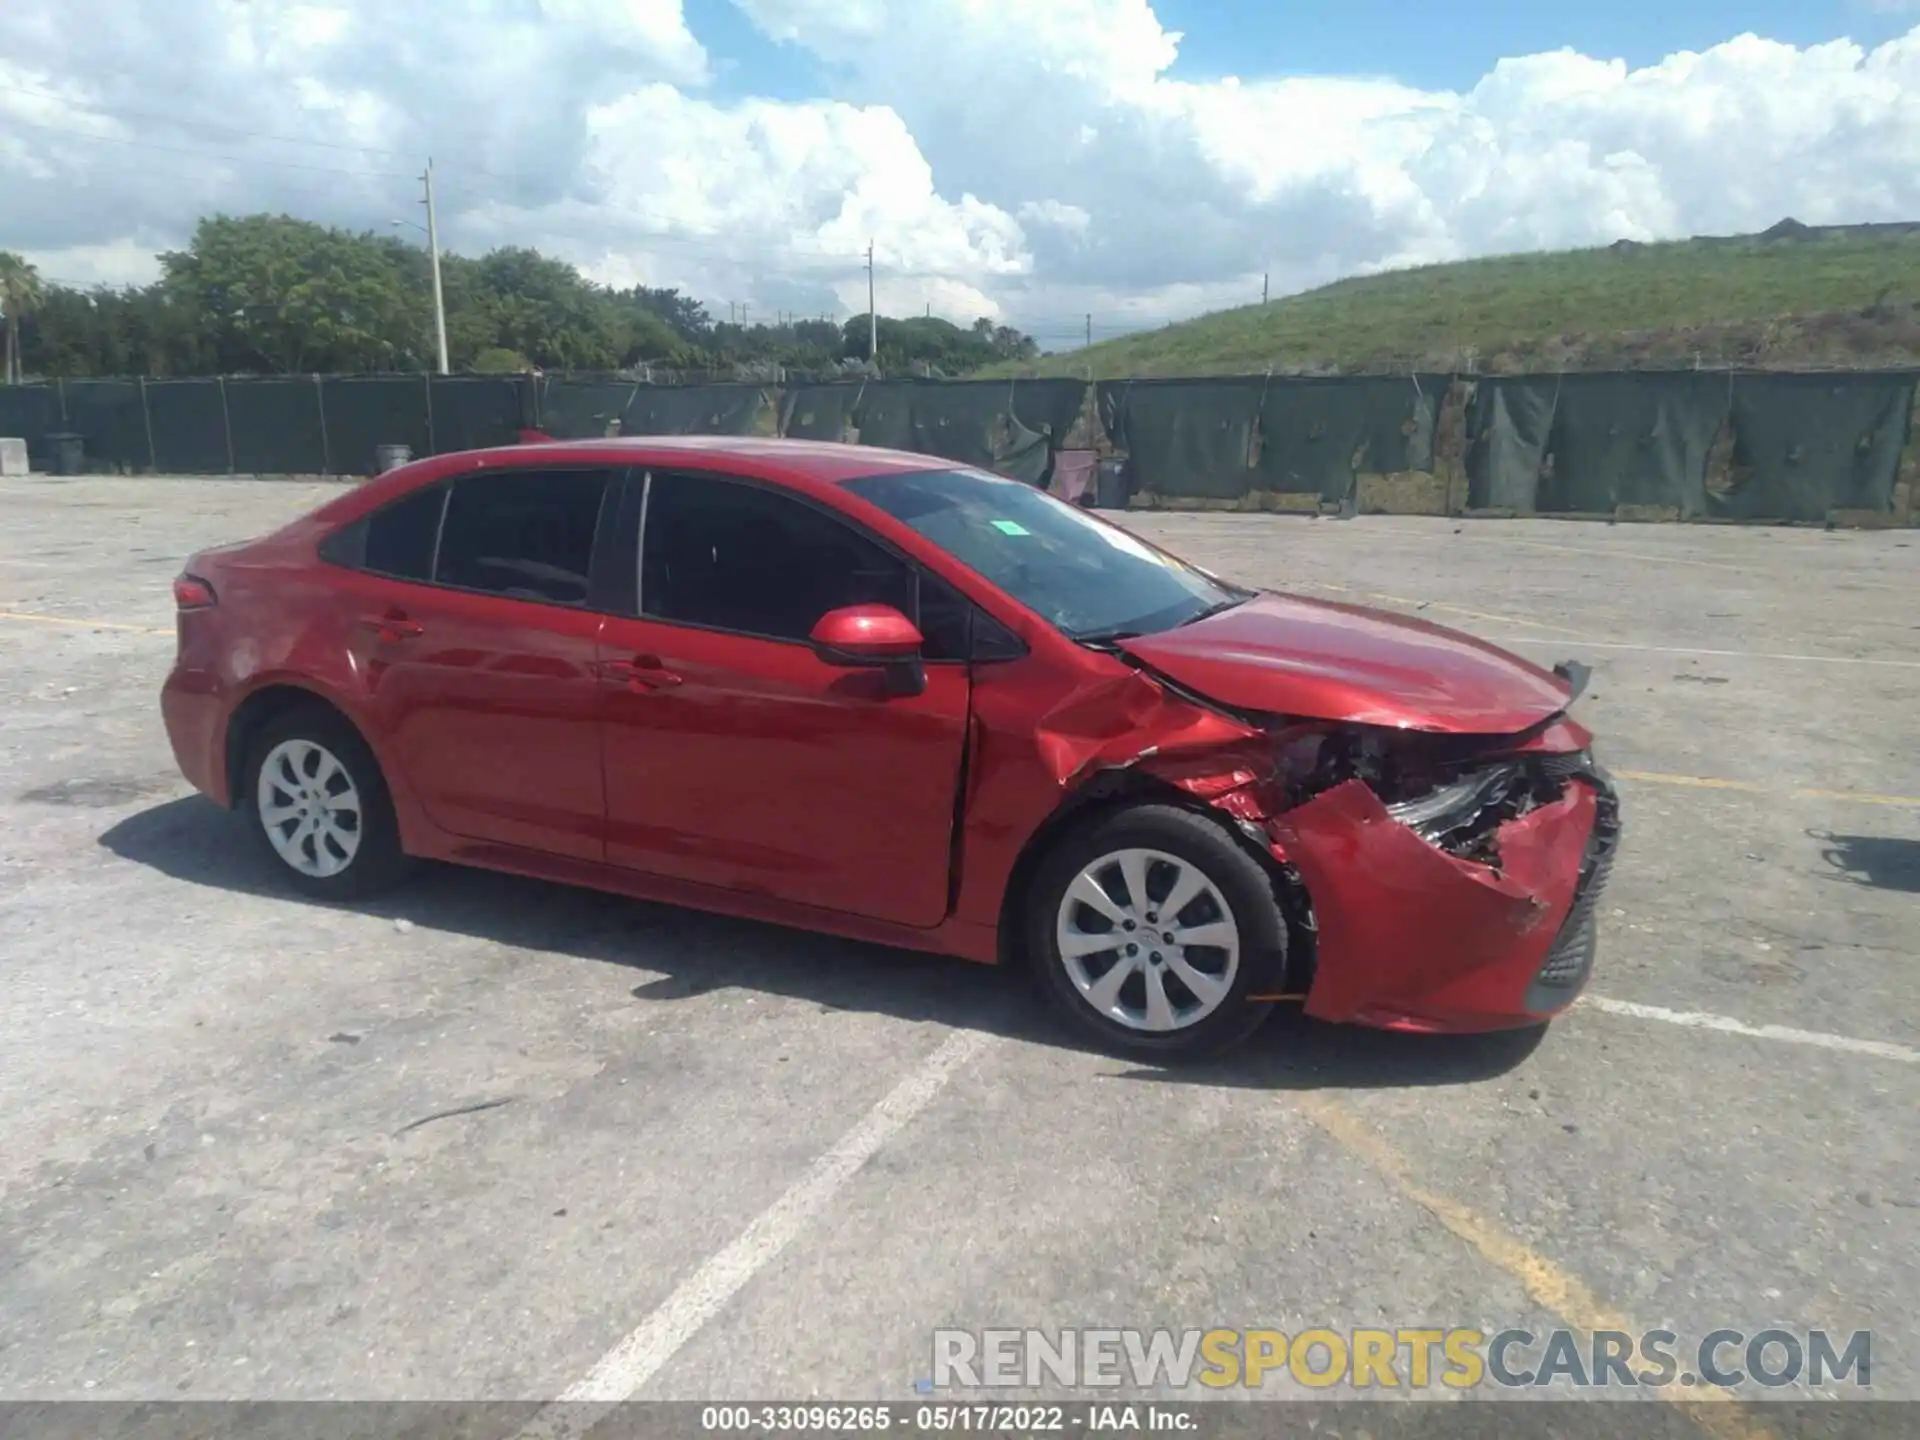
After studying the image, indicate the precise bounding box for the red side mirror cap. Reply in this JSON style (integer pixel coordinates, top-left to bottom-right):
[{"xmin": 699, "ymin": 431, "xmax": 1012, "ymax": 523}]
[{"xmin": 809, "ymin": 604, "xmax": 923, "ymax": 665}]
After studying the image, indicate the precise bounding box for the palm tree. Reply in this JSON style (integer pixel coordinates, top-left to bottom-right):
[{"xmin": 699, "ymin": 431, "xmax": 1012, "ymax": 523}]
[{"xmin": 0, "ymin": 252, "xmax": 45, "ymax": 385}]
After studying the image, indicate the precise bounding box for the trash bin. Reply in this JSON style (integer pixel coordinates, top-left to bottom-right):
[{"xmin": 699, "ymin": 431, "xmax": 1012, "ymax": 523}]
[
  {"xmin": 1093, "ymin": 457, "xmax": 1131, "ymax": 510},
  {"xmin": 374, "ymin": 443, "xmax": 413, "ymax": 474},
  {"xmin": 48, "ymin": 432, "xmax": 85, "ymax": 476}
]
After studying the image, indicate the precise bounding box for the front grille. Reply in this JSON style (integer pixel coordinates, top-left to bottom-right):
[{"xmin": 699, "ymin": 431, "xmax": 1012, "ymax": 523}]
[{"xmin": 1525, "ymin": 771, "xmax": 1621, "ymax": 1007}]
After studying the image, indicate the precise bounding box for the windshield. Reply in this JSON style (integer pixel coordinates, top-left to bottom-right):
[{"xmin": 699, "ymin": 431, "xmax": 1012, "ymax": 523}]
[{"xmin": 842, "ymin": 467, "xmax": 1248, "ymax": 642}]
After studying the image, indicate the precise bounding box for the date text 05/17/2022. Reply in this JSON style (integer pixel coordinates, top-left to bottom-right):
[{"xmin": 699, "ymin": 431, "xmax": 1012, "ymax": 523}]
[{"xmin": 699, "ymin": 1404, "xmax": 1197, "ymax": 1432}]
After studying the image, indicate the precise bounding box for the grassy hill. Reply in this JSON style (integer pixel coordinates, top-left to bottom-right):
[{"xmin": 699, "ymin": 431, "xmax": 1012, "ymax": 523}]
[{"xmin": 989, "ymin": 222, "xmax": 1920, "ymax": 379}]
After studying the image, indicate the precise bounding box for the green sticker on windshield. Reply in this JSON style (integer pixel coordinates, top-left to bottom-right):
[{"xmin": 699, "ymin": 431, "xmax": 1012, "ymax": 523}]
[{"xmin": 990, "ymin": 519, "xmax": 1031, "ymax": 536}]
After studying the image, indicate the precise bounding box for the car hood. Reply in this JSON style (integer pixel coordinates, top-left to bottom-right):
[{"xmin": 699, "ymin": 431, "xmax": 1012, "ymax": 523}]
[{"xmin": 1116, "ymin": 591, "xmax": 1574, "ymax": 735}]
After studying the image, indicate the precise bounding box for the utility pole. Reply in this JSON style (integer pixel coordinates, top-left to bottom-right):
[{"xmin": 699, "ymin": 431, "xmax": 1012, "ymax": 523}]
[
  {"xmin": 1262, "ymin": 272, "xmax": 1269, "ymax": 305},
  {"xmin": 741, "ymin": 303, "xmax": 750, "ymax": 327},
  {"xmin": 866, "ymin": 240, "xmax": 878, "ymax": 362},
  {"xmin": 1085, "ymin": 313, "xmax": 1092, "ymax": 348},
  {"xmin": 422, "ymin": 159, "xmax": 449, "ymax": 375}
]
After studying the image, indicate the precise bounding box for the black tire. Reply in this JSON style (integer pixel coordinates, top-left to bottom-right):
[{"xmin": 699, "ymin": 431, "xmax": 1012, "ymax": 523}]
[
  {"xmin": 1024, "ymin": 803, "xmax": 1286, "ymax": 1061},
  {"xmin": 243, "ymin": 703, "xmax": 413, "ymax": 900}
]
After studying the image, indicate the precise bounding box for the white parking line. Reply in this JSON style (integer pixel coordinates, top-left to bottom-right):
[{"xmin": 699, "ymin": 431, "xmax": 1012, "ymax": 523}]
[
  {"xmin": 515, "ymin": 1028, "xmax": 994, "ymax": 1435},
  {"xmin": 1586, "ymin": 996, "xmax": 1919, "ymax": 1064},
  {"xmin": 1483, "ymin": 633, "xmax": 1920, "ymax": 670}
]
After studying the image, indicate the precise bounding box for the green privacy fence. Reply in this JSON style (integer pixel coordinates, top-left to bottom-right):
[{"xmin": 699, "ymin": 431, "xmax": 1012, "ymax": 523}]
[
  {"xmin": 1100, "ymin": 370, "xmax": 1920, "ymax": 525},
  {"xmin": 0, "ymin": 374, "xmax": 1089, "ymax": 487},
  {"xmin": 3, "ymin": 369, "xmax": 1915, "ymax": 525},
  {"xmin": 1458, "ymin": 371, "xmax": 1918, "ymax": 522},
  {"xmin": 0, "ymin": 374, "xmax": 537, "ymax": 477}
]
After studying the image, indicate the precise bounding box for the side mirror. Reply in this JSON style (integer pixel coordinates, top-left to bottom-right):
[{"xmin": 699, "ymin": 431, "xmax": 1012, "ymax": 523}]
[
  {"xmin": 810, "ymin": 604, "xmax": 927, "ymax": 697},
  {"xmin": 809, "ymin": 604, "xmax": 923, "ymax": 666}
]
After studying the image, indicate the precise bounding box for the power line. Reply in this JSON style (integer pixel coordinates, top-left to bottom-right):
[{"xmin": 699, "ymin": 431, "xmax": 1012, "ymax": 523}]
[
  {"xmin": 5, "ymin": 105, "xmax": 1094, "ymax": 277},
  {"xmin": 5, "ymin": 108, "xmax": 980, "ymax": 266},
  {"xmin": 0, "ymin": 81, "xmax": 423, "ymax": 159},
  {"xmin": 0, "ymin": 131, "xmax": 871, "ymax": 265},
  {"xmin": 1, "ymin": 81, "xmax": 574, "ymax": 188},
  {"xmin": 5, "ymin": 116, "xmax": 1174, "ymax": 335},
  {"xmin": 3, "ymin": 116, "xmax": 417, "ymax": 179},
  {"xmin": 3, "ymin": 135, "xmax": 866, "ymax": 270}
]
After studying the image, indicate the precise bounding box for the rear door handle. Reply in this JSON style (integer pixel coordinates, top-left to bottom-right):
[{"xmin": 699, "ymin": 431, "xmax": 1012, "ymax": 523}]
[{"xmin": 358, "ymin": 612, "xmax": 424, "ymax": 642}]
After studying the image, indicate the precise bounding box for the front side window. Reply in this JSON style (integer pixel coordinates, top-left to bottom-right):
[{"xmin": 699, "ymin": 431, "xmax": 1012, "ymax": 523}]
[
  {"xmin": 433, "ymin": 469, "xmax": 612, "ymax": 605},
  {"xmin": 842, "ymin": 467, "xmax": 1247, "ymax": 642},
  {"xmin": 641, "ymin": 473, "xmax": 915, "ymax": 642}
]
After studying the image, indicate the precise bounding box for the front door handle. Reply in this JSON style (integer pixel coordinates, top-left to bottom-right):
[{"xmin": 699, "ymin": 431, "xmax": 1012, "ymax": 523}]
[
  {"xmin": 598, "ymin": 656, "xmax": 683, "ymax": 690},
  {"xmin": 358, "ymin": 611, "xmax": 425, "ymax": 642},
  {"xmin": 629, "ymin": 655, "xmax": 682, "ymax": 688}
]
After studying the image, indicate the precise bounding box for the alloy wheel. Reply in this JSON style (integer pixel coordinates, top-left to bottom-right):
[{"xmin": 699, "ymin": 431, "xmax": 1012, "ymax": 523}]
[
  {"xmin": 1054, "ymin": 847, "xmax": 1241, "ymax": 1032},
  {"xmin": 257, "ymin": 738, "xmax": 364, "ymax": 879}
]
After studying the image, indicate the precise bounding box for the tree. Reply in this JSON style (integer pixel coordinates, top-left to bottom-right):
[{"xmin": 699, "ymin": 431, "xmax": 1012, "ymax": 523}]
[
  {"xmin": 617, "ymin": 285, "xmax": 710, "ymax": 343},
  {"xmin": 838, "ymin": 313, "xmax": 1037, "ymax": 373},
  {"xmin": 0, "ymin": 252, "xmax": 45, "ymax": 385},
  {"xmin": 10, "ymin": 212, "xmax": 1038, "ymax": 378},
  {"xmin": 160, "ymin": 215, "xmax": 422, "ymax": 373}
]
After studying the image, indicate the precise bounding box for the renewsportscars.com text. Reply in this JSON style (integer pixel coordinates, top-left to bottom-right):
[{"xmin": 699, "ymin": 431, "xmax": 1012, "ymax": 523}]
[{"xmin": 928, "ymin": 1327, "xmax": 1872, "ymax": 1391}]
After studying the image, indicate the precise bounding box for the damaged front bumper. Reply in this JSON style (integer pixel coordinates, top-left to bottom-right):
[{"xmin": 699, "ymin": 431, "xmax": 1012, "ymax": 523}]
[
  {"xmin": 1268, "ymin": 758, "xmax": 1621, "ymax": 1033},
  {"xmin": 1071, "ymin": 654, "xmax": 1622, "ymax": 1034}
]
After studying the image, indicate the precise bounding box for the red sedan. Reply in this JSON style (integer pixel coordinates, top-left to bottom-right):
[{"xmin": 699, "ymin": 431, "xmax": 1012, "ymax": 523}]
[{"xmin": 162, "ymin": 438, "xmax": 1619, "ymax": 1060}]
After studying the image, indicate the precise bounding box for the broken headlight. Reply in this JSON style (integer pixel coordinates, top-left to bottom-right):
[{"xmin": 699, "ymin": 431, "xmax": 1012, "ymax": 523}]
[
  {"xmin": 1384, "ymin": 763, "xmax": 1525, "ymax": 848},
  {"xmin": 1270, "ymin": 722, "xmax": 1581, "ymax": 869}
]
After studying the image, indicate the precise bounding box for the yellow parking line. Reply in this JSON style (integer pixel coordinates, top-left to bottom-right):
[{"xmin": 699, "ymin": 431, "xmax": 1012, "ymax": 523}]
[
  {"xmin": 1617, "ymin": 769, "xmax": 1920, "ymax": 809},
  {"xmin": 1296, "ymin": 1094, "xmax": 1773, "ymax": 1440},
  {"xmin": 0, "ymin": 609, "xmax": 170, "ymax": 635},
  {"xmin": 1616, "ymin": 769, "xmax": 1768, "ymax": 794}
]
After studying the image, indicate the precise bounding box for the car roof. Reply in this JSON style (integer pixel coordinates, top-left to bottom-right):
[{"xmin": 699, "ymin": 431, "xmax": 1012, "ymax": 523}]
[
  {"xmin": 457, "ymin": 436, "xmax": 953, "ymax": 489},
  {"xmin": 305, "ymin": 437, "xmax": 987, "ymax": 529}
]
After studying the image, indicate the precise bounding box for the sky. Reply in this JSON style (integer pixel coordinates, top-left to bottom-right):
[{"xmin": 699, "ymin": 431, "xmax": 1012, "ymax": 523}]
[{"xmin": 2, "ymin": 0, "xmax": 1917, "ymax": 350}]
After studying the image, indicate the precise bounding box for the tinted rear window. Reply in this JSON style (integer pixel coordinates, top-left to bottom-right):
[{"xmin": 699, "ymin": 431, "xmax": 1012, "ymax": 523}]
[{"xmin": 363, "ymin": 486, "xmax": 446, "ymax": 580}]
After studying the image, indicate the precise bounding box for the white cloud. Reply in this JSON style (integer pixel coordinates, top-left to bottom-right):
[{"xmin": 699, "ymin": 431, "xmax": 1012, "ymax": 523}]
[
  {"xmin": 19, "ymin": 240, "xmax": 164, "ymax": 289},
  {"xmin": 1020, "ymin": 200, "xmax": 1093, "ymax": 236},
  {"xmin": 2, "ymin": 0, "xmax": 1918, "ymax": 341},
  {"xmin": 730, "ymin": 2, "xmax": 1920, "ymax": 329},
  {"xmin": 571, "ymin": 85, "xmax": 1027, "ymax": 316}
]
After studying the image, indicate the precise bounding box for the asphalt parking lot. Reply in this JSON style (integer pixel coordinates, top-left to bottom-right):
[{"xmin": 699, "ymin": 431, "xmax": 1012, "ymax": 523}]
[{"xmin": 2, "ymin": 475, "xmax": 1915, "ymax": 1417}]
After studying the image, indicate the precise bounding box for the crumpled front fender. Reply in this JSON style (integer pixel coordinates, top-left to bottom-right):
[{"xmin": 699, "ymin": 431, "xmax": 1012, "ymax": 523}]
[
  {"xmin": 1269, "ymin": 778, "xmax": 1596, "ymax": 1028},
  {"xmin": 1032, "ymin": 669, "xmax": 1263, "ymax": 788}
]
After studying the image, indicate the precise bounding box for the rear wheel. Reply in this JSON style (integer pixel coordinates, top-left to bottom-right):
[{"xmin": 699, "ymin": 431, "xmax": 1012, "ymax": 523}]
[
  {"xmin": 1026, "ymin": 804, "xmax": 1285, "ymax": 1061},
  {"xmin": 244, "ymin": 706, "xmax": 412, "ymax": 899}
]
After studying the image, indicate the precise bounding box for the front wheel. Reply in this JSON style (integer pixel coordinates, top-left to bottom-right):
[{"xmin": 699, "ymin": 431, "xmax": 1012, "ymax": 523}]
[{"xmin": 1025, "ymin": 804, "xmax": 1286, "ymax": 1061}]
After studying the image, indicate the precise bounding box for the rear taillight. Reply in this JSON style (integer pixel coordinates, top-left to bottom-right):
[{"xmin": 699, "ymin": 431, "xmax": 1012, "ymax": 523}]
[{"xmin": 173, "ymin": 574, "xmax": 217, "ymax": 611}]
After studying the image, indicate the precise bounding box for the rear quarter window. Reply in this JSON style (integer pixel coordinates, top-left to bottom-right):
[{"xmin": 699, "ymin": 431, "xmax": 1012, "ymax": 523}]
[{"xmin": 320, "ymin": 485, "xmax": 447, "ymax": 580}]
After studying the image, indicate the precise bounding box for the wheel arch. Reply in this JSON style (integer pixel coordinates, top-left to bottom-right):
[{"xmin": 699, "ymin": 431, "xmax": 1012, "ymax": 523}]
[
  {"xmin": 224, "ymin": 683, "xmax": 373, "ymax": 812},
  {"xmin": 994, "ymin": 768, "xmax": 1316, "ymax": 993}
]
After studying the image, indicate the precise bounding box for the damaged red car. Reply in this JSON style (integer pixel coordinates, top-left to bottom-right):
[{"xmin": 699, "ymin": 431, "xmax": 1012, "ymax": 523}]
[{"xmin": 162, "ymin": 439, "xmax": 1619, "ymax": 1060}]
